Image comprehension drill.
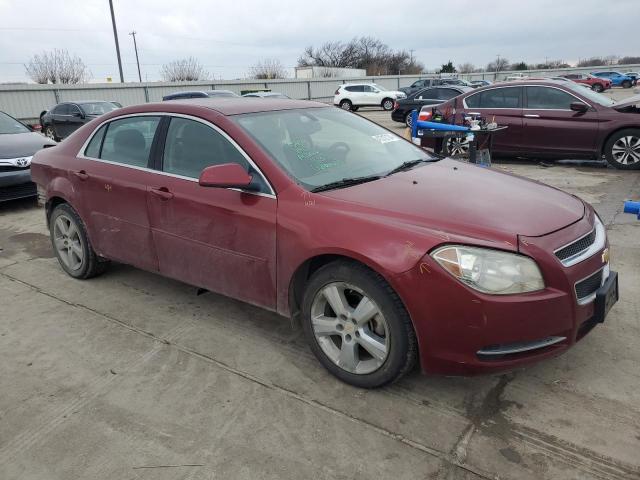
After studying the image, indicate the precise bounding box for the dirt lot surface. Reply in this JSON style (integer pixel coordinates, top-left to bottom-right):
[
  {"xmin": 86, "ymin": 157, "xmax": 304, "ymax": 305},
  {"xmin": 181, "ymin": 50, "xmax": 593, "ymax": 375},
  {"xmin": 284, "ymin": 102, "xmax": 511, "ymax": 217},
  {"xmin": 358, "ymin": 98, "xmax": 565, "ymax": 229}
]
[{"xmin": 1, "ymin": 101, "xmax": 639, "ymax": 479}]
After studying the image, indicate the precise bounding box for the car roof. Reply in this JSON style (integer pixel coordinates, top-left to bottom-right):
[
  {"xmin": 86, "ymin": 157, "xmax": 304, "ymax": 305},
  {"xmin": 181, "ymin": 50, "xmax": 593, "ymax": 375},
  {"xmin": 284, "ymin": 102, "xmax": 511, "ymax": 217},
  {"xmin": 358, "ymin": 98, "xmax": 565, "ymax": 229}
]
[{"xmin": 130, "ymin": 97, "xmax": 328, "ymax": 116}]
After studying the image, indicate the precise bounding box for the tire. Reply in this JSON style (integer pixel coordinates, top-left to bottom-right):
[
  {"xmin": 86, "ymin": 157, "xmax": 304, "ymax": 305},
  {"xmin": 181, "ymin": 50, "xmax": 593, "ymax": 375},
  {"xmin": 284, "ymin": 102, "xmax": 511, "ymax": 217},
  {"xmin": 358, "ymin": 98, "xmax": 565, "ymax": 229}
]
[
  {"xmin": 49, "ymin": 203, "xmax": 109, "ymax": 279},
  {"xmin": 301, "ymin": 260, "xmax": 417, "ymax": 388},
  {"xmin": 351, "ymin": 106, "xmax": 359, "ymax": 112},
  {"xmin": 622, "ymin": 80, "xmax": 632, "ymax": 89},
  {"xmin": 43, "ymin": 125, "xmax": 59, "ymax": 142},
  {"xmin": 339, "ymin": 99, "xmax": 353, "ymax": 111},
  {"xmin": 604, "ymin": 128, "xmax": 640, "ymax": 170},
  {"xmin": 405, "ymin": 112, "xmax": 413, "ymax": 128},
  {"xmin": 592, "ymin": 83, "xmax": 604, "ymax": 93},
  {"xmin": 381, "ymin": 98, "xmax": 394, "ymax": 111}
]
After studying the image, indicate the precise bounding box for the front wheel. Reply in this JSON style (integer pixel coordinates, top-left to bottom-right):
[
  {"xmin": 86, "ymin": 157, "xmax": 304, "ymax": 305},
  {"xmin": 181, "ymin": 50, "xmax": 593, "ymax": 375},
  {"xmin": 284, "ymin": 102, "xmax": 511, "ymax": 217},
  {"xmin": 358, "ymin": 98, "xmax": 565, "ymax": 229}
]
[
  {"xmin": 604, "ymin": 129, "xmax": 640, "ymax": 170},
  {"xmin": 43, "ymin": 125, "xmax": 59, "ymax": 142},
  {"xmin": 381, "ymin": 98, "xmax": 394, "ymax": 111},
  {"xmin": 301, "ymin": 260, "xmax": 417, "ymax": 388},
  {"xmin": 592, "ymin": 83, "xmax": 604, "ymax": 93},
  {"xmin": 405, "ymin": 112, "xmax": 414, "ymax": 128},
  {"xmin": 50, "ymin": 203, "xmax": 109, "ymax": 279},
  {"xmin": 442, "ymin": 135, "xmax": 471, "ymax": 158},
  {"xmin": 622, "ymin": 80, "xmax": 632, "ymax": 89}
]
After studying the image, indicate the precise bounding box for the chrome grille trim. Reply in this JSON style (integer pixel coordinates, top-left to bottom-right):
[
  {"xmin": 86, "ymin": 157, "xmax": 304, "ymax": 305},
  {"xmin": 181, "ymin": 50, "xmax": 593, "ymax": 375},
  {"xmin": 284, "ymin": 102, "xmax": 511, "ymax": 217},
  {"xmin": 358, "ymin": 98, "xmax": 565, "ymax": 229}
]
[{"xmin": 554, "ymin": 216, "xmax": 606, "ymax": 267}]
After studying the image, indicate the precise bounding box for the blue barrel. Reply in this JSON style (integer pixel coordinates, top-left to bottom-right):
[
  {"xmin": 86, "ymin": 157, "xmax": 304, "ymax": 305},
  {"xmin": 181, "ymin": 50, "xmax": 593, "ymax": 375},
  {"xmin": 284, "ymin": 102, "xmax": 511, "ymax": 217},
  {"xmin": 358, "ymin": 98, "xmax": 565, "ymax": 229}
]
[{"xmin": 623, "ymin": 200, "xmax": 640, "ymax": 219}]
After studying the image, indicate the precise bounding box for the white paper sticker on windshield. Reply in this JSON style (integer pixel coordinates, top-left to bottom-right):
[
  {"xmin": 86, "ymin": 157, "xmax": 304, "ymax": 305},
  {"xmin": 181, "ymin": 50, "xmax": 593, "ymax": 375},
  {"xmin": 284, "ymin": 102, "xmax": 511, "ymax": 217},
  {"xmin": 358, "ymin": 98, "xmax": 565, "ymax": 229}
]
[{"xmin": 371, "ymin": 134, "xmax": 399, "ymax": 144}]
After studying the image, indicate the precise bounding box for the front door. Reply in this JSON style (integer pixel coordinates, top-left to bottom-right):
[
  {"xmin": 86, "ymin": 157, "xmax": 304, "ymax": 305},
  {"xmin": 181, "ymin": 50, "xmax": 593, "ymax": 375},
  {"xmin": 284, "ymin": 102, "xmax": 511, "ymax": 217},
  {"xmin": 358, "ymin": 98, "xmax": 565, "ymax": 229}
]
[
  {"xmin": 146, "ymin": 116, "xmax": 277, "ymax": 309},
  {"xmin": 520, "ymin": 86, "xmax": 598, "ymax": 157},
  {"xmin": 78, "ymin": 115, "xmax": 162, "ymax": 271}
]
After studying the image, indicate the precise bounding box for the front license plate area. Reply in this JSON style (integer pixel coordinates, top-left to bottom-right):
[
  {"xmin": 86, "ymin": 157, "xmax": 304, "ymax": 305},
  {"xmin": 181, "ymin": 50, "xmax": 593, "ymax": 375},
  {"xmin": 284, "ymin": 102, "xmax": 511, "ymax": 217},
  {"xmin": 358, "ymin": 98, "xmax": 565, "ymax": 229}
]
[{"xmin": 594, "ymin": 271, "xmax": 618, "ymax": 323}]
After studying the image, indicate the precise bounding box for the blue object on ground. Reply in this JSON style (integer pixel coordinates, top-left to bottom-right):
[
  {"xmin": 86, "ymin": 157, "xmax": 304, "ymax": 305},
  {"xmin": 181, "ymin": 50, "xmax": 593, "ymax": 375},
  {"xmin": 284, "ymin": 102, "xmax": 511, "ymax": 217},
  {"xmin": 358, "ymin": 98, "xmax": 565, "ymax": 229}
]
[
  {"xmin": 415, "ymin": 120, "xmax": 470, "ymax": 132},
  {"xmin": 623, "ymin": 200, "xmax": 640, "ymax": 219}
]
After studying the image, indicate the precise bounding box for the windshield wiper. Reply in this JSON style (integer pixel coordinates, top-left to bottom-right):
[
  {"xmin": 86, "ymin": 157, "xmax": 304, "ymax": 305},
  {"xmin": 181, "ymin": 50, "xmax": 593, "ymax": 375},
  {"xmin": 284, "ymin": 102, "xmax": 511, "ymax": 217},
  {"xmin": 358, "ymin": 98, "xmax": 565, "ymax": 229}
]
[
  {"xmin": 385, "ymin": 158, "xmax": 431, "ymax": 177},
  {"xmin": 311, "ymin": 175, "xmax": 382, "ymax": 193}
]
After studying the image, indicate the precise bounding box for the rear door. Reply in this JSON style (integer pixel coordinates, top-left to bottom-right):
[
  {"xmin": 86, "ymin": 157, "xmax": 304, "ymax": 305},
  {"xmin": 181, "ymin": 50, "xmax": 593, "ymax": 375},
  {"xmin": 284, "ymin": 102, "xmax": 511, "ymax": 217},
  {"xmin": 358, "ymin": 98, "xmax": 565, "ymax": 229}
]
[
  {"xmin": 51, "ymin": 104, "xmax": 70, "ymax": 138},
  {"xmin": 345, "ymin": 85, "xmax": 365, "ymax": 105},
  {"xmin": 520, "ymin": 85, "xmax": 598, "ymax": 156},
  {"xmin": 462, "ymin": 86, "xmax": 524, "ymax": 153},
  {"xmin": 78, "ymin": 115, "xmax": 163, "ymax": 271},
  {"xmin": 362, "ymin": 85, "xmax": 379, "ymax": 105},
  {"xmin": 146, "ymin": 116, "xmax": 277, "ymax": 309}
]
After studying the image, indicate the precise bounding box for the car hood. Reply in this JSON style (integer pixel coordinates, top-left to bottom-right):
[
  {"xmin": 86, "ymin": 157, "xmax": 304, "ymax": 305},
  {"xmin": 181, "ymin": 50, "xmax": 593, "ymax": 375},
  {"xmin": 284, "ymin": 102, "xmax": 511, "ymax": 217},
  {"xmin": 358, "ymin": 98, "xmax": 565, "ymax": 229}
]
[
  {"xmin": 0, "ymin": 132, "xmax": 56, "ymax": 158},
  {"xmin": 319, "ymin": 159, "xmax": 585, "ymax": 239},
  {"xmin": 612, "ymin": 93, "xmax": 640, "ymax": 109}
]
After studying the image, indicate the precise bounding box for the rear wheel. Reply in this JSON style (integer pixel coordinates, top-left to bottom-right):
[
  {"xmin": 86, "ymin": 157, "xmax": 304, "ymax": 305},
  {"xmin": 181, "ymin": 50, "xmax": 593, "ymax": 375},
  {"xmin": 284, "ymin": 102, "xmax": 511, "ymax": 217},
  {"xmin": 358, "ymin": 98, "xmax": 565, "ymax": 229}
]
[
  {"xmin": 622, "ymin": 80, "xmax": 632, "ymax": 89},
  {"xmin": 592, "ymin": 83, "xmax": 604, "ymax": 93},
  {"xmin": 43, "ymin": 126, "xmax": 59, "ymax": 142},
  {"xmin": 301, "ymin": 260, "xmax": 417, "ymax": 388},
  {"xmin": 381, "ymin": 98, "xmax": 394, "ymax": 111},
  {"xmin": 339, "ymin": 99, "xmax": 353, "ymax": 111},
  {"xmin": 50, "ymin": 203, "xmax": 109, "ymax": 279},
  {"xmin": 443, "ymin": 135, "xmax": 470, "ymax": 158},
  {"xmin": 351, "ymin": 106, "xmax": 359, "ymax": 112},
  {"xmin": 604, "ymin": 129, "xmax": 640, "ymax": 170},
  {"xmin": 405, "ymin": 112, "xmax": 414, "ymax": 128}
]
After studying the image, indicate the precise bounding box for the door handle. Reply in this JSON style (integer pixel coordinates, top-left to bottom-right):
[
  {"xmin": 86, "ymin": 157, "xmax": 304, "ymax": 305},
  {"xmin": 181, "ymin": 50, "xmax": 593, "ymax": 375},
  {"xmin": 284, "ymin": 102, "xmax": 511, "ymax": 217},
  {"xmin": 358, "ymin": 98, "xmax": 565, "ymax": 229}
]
[
  {"xmin": 73, "ymin": 170, "xmax": 88, "ymax": 181},
  {"xmin": 150, "ymin": 187, "xmax": 174, "ymax": 200},
  {"xmin": 524, "ymin": 114, "xmax": 540, "ymax": 118}
]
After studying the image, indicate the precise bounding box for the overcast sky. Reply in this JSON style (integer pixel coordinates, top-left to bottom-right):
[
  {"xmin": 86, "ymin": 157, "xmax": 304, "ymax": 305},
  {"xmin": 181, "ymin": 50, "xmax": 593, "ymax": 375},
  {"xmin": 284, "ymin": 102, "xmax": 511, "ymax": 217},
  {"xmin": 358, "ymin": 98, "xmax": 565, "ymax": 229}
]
[{"xmin": 0, "ymin": 0, "xmax": 638, "ymax": 83}]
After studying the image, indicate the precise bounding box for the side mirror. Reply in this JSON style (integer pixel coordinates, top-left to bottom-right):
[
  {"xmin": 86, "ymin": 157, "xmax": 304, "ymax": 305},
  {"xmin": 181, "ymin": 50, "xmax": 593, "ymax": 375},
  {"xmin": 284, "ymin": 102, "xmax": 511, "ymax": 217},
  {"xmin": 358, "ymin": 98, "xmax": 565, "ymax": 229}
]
[
  {"xmin": 199, "ymin": 163, "xmax": 257, "ymax": 190},
  {"xmin": 570, "ymin": 102, "xmax": 589, "ymax": 113}
]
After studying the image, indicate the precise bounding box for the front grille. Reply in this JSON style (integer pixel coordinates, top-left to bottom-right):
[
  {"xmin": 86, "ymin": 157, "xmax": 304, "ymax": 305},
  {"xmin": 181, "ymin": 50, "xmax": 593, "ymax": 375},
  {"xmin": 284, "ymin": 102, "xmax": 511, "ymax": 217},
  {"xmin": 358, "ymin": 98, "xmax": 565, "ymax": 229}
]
[
  {"xmin": 555, "ymin": 229, "xmax": 596, "ymax": 262},
  {"xmin": 575, "ymin": 269, "xmax": 603, "ymax": 301},
  {"xmin": 0, "ymin": 166, "xmax": 29, "ymax": 173},
  {"xmin": 0, "ymin": 182, "xmax": 37, "ymax": 201}
]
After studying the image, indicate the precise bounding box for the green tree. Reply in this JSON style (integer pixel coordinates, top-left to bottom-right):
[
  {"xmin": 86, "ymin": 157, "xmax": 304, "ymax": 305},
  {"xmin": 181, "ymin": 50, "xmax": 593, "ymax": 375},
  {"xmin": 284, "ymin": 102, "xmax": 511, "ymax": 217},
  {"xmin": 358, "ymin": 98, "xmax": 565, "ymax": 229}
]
[
  {"xmin": 511, "ymin": 61, "xmax": 529, "ymax": 71},
  {"xmin": 439, "ymin": 61, "xmax": 456, "ymax": 74}
]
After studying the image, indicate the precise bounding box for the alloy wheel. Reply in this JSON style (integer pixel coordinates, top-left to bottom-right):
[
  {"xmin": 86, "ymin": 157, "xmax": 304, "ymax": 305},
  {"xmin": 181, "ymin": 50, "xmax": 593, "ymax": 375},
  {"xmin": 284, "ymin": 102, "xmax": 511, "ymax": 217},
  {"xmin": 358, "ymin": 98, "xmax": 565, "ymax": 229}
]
[
  {"xmin": 447, "ymin": 136, "xmax": 470, "ymax": 157},
  {"xmin": 44, "ymin": 126, "xmax": 56, "ymax": 141},
  {"xmin": 383, "ymin": 100, "xmax": 394, "ymax": 111},
  {"xmin": 310, "ymin": 282, "xmax": 389, "ymax": 375},
  {"xmin": 340, "ymin": 101, "xmax": 352, "ymax": 111},
  {"xmin": 611, "ymin": 135, "xmax": 640, "ymax": 166},
  {"xmin": 53, "ymin": 214, "xmax": 84, "ymax": 271}
]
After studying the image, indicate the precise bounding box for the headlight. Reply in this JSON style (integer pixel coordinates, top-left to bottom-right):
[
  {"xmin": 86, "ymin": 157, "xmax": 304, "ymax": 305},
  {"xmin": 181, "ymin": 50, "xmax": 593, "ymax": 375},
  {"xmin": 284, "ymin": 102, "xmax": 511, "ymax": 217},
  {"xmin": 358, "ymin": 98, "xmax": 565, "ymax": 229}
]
[{"xmin": 431, "ymin": 245, "xmax": 544, "ymax": 294}]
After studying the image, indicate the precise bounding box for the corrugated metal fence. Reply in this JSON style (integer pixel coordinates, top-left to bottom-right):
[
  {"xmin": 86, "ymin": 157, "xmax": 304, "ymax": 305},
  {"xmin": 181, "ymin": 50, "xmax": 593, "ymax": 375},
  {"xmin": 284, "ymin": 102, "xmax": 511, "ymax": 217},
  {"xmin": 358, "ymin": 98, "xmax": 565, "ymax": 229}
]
[{"xmin": 1, "ymin": 64, "xmax": 638, "ymax": 123}]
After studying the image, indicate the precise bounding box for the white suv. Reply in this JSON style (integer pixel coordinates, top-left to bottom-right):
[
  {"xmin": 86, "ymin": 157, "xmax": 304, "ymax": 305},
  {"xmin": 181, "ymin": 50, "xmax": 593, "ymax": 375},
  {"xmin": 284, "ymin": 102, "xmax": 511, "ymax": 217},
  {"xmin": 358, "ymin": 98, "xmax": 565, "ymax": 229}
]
[{"xmin": 333, "ymin": 83, "xmax": 406, "ymax": 111}]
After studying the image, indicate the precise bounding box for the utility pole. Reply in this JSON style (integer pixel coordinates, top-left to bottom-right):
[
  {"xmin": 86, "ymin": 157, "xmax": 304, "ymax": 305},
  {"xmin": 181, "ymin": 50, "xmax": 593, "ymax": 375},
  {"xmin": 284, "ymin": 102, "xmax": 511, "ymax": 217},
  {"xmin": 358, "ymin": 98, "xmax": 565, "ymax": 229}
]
[
  {"xmin": 108, "ymin": 0, "xmax": 124, "ymax": 83},
  {"xmin": 409, "ymin": 49, "xmax": 415, "ymax": 64},
  {"xmin": 129, "ymin": 31, "xmax": 142, "ymax": 82}
]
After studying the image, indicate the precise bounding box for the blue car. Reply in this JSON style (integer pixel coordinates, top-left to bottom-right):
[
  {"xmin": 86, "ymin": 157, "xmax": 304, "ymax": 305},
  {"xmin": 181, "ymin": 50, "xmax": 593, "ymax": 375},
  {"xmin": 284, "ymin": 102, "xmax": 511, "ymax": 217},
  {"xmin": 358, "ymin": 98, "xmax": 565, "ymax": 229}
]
[{"xmin": 591, "ymin": 71, "xmax": 636, "ymax": 88}]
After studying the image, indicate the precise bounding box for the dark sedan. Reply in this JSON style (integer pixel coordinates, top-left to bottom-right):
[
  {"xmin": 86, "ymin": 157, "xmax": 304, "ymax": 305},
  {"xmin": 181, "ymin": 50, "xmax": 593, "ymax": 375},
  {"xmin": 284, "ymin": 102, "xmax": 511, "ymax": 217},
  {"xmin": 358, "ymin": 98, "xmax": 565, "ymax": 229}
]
[
  {"xmin": 391, "ymin": 86, "xmax": 472, "ymax": 127},
  {"xmin": 436, "ymin": 80, "xmax": 640, "ymax": 169},
  {"xmin": 0, "ymin": 111, "xmax": 56, "ymax": 202},
  {"xmin": 40, "ymin": 101, "xmax": 119, "ymax": 142}
]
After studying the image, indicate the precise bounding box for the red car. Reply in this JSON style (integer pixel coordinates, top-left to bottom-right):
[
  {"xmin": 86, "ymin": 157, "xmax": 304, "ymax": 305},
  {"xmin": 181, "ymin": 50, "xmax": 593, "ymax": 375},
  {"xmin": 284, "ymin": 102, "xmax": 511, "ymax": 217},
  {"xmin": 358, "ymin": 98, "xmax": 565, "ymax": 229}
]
[
  {"xmin": 30, "ymin": 98, "xmax": 618, "ymax": 388},
  {"xmin": 561, "ymin": 73, "xmax": 612, "ymax": 92},
  {"xmin": 436, "ymin": 80, "xmax": 640, "ymax": 169}
]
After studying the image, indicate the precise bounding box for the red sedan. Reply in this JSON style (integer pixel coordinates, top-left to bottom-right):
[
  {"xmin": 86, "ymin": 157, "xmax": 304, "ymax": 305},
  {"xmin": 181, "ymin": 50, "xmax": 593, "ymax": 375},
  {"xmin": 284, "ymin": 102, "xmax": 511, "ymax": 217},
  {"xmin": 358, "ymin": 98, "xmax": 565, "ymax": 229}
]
[{"xmin": 30, "ymin": 98, "xmax": 618, "ymax": 388}]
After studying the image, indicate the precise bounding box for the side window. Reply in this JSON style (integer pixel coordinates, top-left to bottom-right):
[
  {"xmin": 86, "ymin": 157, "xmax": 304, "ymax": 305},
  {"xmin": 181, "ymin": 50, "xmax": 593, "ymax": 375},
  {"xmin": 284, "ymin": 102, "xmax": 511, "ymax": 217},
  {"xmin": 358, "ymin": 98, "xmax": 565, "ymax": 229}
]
[
  {"xmin": 162, "ymin": 117, "xmax": 249, "ymax": 179},
  {"xmin": 362, "ymin": 85, "xmax": 374, "ymax": 92},
  {"xmin": 465, "ymin": 92, "xmax": 481, "ymax": 108},
  {"xmin": 54, "ymin": 104, "xmax": 70, "ymax": 115},
  {"xmin": 69, "ymin": 104, "xmax": 82, "ymax": 116},
  {"xmin": 477, "ymin": 87, "xmax": 521, "ymax": 108},
  {"xmin": 526, "ymin": 87, "xmax": 575, "ymax": 110},
  {"xmin": 100, "ymin": 116, "xmax": 160, "ymax": 167},
  {"xmin": 345, "ymin": 86, "xmax": 363, "ymax": 92},
  {"xmin": 438, "ymin": 88, "xmax": 459, "ymax": 100},
  {"xmin": 84, "ymin": 124, "xmax": 108, "ymax": 158}
]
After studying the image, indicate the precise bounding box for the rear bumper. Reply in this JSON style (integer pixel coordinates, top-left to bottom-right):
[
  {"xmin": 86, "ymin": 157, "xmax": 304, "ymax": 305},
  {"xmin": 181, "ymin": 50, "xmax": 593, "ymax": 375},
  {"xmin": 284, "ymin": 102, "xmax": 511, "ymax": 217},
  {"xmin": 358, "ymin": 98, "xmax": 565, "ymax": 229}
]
[{"xmin": 391, "ymin": 210, "xmax": 616, "ymax": 376}]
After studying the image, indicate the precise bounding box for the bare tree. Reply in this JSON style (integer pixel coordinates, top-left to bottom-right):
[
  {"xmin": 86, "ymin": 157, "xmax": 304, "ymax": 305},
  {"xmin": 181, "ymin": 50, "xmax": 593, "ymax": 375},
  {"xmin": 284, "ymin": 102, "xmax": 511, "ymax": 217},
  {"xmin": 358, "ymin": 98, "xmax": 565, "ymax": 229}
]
[
  {"xmin": 249, "ymin": 59, "xmax": 288, "ymax": 79},
  {"xmin": 298, "ymin": 37, "xmax": 423, "ymax": 75},
  {"xmin": 160, "ymin": 57, "xmax": 207, "ymax": 82},
  {"xmin": 619, "ymin": 56, "xmax": 640, "ymax": 65},
  {"xmin": 457, "ymin": 62, "xmax": 475, "ymax": 74},
  {"xmin": 486, "ymin": 57, "xmax": 509, "ymax": 72},
  {"xmin": 24, "ymin": 49, "xmax": 90, "ymax": 84}
]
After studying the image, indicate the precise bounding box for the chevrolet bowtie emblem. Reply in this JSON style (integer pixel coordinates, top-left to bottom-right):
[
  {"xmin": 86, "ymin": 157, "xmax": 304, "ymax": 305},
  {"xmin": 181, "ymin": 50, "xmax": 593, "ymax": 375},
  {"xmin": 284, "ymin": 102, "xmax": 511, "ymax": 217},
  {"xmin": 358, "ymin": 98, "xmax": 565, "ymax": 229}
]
[{"xmin": 602, "ymin": 248, "xmax": 610, "ymax": 264}]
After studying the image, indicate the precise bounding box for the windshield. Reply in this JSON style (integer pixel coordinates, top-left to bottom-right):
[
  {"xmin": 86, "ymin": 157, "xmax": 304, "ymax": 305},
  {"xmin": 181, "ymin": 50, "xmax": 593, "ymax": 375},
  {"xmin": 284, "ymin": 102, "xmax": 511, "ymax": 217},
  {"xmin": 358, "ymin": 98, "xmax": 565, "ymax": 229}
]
[
  {"xmin": 234, "ymin": 107, "xmax": 434, "ymax": 190},
  {"xmin": 0, "ymin": 112, "xmax": 30, "ymax": 134},
  {"xmin": 80, "ymin": 102, "xmax": 118, "ymax": 116},
  {"xmin": 565, "ymin": 82, "xmax": 615, "ymax": 106}
]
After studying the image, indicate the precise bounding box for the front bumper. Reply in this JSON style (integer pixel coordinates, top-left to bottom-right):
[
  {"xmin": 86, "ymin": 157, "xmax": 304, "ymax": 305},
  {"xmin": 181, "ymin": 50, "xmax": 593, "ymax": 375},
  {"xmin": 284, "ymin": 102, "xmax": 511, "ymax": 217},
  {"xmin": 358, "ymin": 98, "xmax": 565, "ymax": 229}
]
[
  {"xmin": 0, "ymin": 169, "xmax": 36, "ymax": 202},
  {"xmin": 392, "ymin": 211, "xmax": 617, "ymax": 376},
  {"xmin": 391, "ymin": 109, "xmax": 408, "ymax": 123}
]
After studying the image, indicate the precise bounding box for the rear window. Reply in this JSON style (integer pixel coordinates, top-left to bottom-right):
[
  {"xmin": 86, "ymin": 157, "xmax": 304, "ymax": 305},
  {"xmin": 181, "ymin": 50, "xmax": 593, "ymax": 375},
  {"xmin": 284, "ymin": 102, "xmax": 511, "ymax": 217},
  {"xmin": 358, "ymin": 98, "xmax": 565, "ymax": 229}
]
[{"xmin": 465, "ymin": 87, "xmax": 521, "ymax": 109}]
